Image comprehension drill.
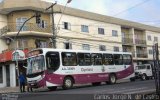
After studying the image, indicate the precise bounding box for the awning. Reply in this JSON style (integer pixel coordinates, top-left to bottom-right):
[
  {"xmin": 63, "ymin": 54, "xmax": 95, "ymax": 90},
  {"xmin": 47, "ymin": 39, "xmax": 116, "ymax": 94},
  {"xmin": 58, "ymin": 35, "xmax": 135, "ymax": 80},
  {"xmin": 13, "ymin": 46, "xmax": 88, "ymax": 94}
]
[{"xmin": 0, "ymin": 49, "xmax": 29, "ymax": 62}]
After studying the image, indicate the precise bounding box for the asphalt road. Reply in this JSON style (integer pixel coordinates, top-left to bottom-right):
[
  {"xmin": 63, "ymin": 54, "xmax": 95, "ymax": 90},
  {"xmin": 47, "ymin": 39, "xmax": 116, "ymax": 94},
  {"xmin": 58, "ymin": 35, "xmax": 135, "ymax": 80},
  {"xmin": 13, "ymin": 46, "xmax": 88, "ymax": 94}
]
[{"xmin": 0, "ymin": 80, "xmax": 157, "ymax": 100}]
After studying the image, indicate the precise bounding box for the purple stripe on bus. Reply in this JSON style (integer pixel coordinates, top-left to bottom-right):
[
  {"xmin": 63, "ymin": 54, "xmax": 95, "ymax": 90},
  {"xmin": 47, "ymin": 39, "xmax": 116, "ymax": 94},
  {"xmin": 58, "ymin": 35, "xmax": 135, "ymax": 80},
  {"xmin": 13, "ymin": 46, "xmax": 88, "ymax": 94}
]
[{"xmin": 37, "ymin": 65, "xmax": 134, "ymax": 87}]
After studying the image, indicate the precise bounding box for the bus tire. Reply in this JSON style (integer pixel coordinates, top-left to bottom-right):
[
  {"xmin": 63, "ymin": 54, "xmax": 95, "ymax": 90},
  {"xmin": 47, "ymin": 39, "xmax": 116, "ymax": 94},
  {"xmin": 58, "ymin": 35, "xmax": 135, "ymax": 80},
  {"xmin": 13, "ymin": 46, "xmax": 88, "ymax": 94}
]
[
  {"xmin": 108, "ymin": 74, "xmax": 116, "ymax": 84},
  {"xmin": 62, "ymin": 77, "xmax": 73, "ymax": 90},
  {"xmin": 47, "ymin": 86, "xmax": 57, "ymax": 91},
  {"xmin": 92, "ymin": 82, "xmax": 101, "ymax": 86}
]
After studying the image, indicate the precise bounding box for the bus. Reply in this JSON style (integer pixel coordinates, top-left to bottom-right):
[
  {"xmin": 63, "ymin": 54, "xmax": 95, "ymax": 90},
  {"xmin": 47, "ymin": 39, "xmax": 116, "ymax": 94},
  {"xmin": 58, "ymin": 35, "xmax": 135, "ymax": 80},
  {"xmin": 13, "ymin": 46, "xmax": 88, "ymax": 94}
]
[{"xmin": 26, "ymin": 48, "xmax": 135, "ymax": 90}]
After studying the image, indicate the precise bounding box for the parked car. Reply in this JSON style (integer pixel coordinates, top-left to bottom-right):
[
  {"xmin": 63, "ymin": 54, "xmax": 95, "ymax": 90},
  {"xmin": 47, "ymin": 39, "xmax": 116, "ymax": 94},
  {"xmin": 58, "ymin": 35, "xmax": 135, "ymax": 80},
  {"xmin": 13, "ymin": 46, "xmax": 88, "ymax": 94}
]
[{"xmin": 135, "ymin": 64, "xmax": 154, "ymax": 80}]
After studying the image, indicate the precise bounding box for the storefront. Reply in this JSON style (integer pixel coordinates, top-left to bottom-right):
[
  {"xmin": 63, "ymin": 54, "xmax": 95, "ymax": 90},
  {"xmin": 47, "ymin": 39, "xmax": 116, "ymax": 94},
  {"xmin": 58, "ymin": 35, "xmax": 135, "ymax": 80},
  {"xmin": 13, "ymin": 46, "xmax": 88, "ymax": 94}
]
[{"xmin": 0, "ymin": 49, "xmax": 28, "ymax": 88}]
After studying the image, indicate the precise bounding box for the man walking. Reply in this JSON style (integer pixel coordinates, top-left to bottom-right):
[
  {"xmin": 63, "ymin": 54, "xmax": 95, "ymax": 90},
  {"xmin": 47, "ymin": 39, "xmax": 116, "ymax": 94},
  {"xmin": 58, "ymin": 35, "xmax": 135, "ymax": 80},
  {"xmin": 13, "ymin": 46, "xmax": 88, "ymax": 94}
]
[{"xmin": 19, "ymin": 72, "xmax": 26, "ymax": 92}]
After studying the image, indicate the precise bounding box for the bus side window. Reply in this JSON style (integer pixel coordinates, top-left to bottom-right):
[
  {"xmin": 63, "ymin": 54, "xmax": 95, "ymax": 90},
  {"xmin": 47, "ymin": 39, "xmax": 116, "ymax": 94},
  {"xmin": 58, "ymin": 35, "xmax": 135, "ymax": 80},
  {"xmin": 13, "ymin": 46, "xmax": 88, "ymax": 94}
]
[
  {"xmin": 62, "ymin": 52, "xmax": 77, "ymax": 66},
  {"xmin": 103, "ymin": 54, "xmax": 114, "ymax": 65},
  {"xmin": 123, "ymin": 54, "xmax": 132, "ymax": 65},
  {"xmin": 78, "ymin": 53, "xmax": 91, "ymax": 66},
  {"xmin": 91, "ymin": 53, "xmax": 102, "ymax": 65},
  {"xmin": 114, "ymin": 54, "xmax": 123, "ymax": 65},
  {"xmin": 84, "ymin": 53, "xmax": 91, "ymax": 65}
]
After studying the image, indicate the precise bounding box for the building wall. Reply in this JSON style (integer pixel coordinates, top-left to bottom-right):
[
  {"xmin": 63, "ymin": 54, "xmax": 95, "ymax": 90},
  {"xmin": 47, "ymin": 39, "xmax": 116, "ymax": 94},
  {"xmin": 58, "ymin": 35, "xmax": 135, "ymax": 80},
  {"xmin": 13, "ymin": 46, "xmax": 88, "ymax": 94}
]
[
  {"xmin": 0, "ymin": 14, "xmax": 8, "ymax": 53},
  {"xmin": 146, "ymin": 31, "xmax": 160, "ymax": 59},
  {"xmin": 56, "ymin": 38, "xmax": 122, "ymax": 51},
  {"xmin": 146, "ymin": 31, "xmax": 159, "ymax": 45},
  {"xmin": 55, "ymin": 14, "xmax": 122, "ymax": 51}
]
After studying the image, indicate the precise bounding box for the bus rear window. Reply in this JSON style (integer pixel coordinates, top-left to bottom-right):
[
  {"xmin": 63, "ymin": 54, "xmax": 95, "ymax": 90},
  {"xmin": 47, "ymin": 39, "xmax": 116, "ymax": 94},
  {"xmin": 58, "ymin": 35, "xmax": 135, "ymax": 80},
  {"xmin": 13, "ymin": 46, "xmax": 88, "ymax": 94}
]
[{"xmin": 62, "ymin": 52, "xmax": 77, "ymax": 66}]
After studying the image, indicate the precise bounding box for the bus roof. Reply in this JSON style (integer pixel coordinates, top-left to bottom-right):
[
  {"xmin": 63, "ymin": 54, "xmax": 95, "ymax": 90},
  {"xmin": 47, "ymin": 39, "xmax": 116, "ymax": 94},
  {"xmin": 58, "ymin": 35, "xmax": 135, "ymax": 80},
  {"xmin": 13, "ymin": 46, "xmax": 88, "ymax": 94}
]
[{"xmin": 28, "ymin": 48, "xmax": 132, "ymax": 55}]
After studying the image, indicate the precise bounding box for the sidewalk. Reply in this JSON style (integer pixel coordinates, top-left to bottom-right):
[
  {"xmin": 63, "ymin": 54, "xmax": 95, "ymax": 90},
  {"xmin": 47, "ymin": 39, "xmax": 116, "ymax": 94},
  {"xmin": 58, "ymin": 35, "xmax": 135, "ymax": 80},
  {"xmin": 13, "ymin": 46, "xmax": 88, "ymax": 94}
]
[{"xmin": 0, "ymin": 87, "xmax": 19, "ymax": 93}]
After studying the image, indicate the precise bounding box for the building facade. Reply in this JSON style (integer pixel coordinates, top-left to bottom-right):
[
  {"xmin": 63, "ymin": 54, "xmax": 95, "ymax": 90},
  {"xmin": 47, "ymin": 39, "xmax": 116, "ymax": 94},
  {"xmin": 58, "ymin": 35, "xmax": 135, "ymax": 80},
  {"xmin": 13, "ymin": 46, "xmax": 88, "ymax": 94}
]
[{"xmin": 0, "ymin": 0, "xmax": 160, "ymax": 87}]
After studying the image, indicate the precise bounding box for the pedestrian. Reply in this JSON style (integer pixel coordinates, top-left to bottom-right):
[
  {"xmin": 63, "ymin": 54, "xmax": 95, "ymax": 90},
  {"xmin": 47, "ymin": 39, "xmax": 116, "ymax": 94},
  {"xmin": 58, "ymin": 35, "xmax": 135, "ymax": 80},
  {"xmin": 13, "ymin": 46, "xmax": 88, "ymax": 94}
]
[{"xmin": 19, "ymin": 72, "xmax": 26, "ymax": 92}]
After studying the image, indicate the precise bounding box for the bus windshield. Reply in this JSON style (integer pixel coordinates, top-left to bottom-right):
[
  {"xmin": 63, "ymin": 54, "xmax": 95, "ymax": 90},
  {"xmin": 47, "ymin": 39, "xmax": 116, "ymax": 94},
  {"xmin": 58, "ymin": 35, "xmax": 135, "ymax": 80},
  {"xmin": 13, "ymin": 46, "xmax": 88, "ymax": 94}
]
[{"xmin": 27, "ymin": 55, "xmax": 45, "ymax": 74}]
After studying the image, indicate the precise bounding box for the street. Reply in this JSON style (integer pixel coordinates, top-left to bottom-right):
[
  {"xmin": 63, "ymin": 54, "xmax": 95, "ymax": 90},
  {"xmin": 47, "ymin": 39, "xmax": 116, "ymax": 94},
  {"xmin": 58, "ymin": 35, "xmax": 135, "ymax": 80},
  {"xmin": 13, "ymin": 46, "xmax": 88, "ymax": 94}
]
[{"xmin": 0, "ymin": 80, "xmax": 157, "ymax": 100}]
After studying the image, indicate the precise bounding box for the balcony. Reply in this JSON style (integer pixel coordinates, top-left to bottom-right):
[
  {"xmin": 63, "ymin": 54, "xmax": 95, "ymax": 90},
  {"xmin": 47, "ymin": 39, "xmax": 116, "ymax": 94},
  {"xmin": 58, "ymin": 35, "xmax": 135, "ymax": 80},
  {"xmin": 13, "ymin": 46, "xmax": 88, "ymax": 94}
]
[
  {"xmin": 0, "ymin": 23, "xmax": 52, "ymax": 35},
  {"xmin": 136, "ymin": 52, "xmax": 148, "ymax": 58},
  {"xmin": 122, "ymin": 38, "xmax": 133, "ymax": 45},
  {"xmin": 135, "ymin": 39, "xmax": 146, "ymax": 45}
]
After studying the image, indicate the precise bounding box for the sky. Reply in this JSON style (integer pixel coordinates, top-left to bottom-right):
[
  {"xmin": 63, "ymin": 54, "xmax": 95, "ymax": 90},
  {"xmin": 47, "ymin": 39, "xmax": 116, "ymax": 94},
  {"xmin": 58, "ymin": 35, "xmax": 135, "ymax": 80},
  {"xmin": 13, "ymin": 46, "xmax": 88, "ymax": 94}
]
[
  {"xmin": 41, "ymin": 0, "xmax": 160, "ymax": 27},
  {"xmin": 0, "ymin": 0, "xmax": 160, "ymax": 27}
]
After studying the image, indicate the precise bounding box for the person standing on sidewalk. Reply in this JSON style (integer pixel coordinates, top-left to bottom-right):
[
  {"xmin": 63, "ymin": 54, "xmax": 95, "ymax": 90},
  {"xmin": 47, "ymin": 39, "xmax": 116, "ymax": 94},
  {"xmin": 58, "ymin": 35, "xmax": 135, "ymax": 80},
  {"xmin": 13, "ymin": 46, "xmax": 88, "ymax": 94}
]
[{"xmin": 19, "ymin": 72, "xmax": 26, "ymax": 92}]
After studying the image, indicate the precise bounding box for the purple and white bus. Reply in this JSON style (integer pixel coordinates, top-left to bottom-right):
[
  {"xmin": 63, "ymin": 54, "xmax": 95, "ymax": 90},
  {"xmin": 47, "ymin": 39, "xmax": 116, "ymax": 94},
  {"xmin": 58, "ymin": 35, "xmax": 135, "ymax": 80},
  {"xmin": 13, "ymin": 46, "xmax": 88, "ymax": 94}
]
[{"xmin": 26, "ymin": 48, "xmax": 135, "ymax": 90}]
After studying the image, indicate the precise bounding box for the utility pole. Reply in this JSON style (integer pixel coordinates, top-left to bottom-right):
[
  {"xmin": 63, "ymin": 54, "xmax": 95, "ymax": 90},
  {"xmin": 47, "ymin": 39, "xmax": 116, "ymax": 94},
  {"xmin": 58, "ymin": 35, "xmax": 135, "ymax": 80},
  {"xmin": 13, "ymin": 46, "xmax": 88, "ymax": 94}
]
[
  {"xmin": 45, "ymin": 0, "xmax": 72, "ymax": 48},
  {"xmin": 46, "ymin": 2, "xmax": 57, "ymax": 48},
  {"xmin": 153, "ymin": 43, "xmax": 160, "ymax": 95},
  {"xmin": 13, "ymin": 12, "xmax": 41, "ymax": 92}
]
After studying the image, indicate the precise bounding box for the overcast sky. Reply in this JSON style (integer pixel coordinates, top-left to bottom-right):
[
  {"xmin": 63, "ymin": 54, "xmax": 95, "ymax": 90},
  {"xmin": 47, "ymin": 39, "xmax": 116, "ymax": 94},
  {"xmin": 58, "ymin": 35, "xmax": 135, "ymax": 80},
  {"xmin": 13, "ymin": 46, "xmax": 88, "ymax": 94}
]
[
  {"xmin": 41, "ymin": 0, "xmax": 160, "ymax": 27},
  {"xmin": 1, "ymin": 0, "xmax": 160, "ymax": 27}
]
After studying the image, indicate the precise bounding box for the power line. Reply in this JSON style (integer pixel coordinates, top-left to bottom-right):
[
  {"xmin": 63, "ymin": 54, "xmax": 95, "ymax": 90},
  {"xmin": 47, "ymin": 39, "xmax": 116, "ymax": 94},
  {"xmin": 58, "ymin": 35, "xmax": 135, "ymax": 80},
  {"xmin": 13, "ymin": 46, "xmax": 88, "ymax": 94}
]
[{"xmin": 113, "ymin": 0, "xmax": 151, "ymax": 16}]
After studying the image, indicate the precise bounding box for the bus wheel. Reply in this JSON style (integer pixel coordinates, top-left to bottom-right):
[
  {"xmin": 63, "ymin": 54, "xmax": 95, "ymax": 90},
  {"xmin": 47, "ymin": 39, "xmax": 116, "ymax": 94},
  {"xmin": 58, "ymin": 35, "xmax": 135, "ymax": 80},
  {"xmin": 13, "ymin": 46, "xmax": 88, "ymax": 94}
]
[
  {"xmin": 109, "ymin": 74, "xmax": 116, "ymax": 84},
  {"xmin": 47, "ymin": 86, "xmax": 57, "ymax": 91},
  {"xmin": 62, "ymin": 77, "xmax": 73, "ymax": 90},
  {"xmin": 92, "ymin": 82, "xmax": 101, "ymax": 86}
]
